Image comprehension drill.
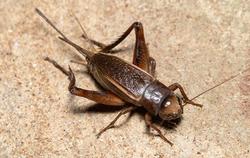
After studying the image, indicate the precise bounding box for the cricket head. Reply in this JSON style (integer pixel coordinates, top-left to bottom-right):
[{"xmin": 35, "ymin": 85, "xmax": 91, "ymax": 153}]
[
  {"xmin": 158, "ymin": 94, "xmax": 183, "ymax": 121},
  {"xmin": 141, "ymin": 81, "xmax": 184, "ymax": 120}
]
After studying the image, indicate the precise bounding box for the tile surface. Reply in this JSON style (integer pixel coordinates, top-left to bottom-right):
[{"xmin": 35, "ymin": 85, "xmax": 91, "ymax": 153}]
[{"xmin": 0, "ymin": 1, "xmax": 249, "ymax": 157}]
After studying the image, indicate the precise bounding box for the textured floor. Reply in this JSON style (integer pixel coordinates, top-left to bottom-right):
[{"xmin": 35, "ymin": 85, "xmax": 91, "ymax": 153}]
[{"xmin": 0, "ymin": 1, "xmax": 249, "ymax": 157}]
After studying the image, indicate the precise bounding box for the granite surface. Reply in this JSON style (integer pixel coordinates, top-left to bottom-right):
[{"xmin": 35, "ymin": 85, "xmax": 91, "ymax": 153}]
[{"xmin": 0, "ymin": 0, "xmax": 249, "ymax": 157}]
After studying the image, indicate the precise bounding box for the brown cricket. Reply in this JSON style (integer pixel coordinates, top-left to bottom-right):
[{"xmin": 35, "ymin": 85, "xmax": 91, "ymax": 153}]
[{"xmin": 36, "ymin": 8, "xmax": 204, "ymax": 145}]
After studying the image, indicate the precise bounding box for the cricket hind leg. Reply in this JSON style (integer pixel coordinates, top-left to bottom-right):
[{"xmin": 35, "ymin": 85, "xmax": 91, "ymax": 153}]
[
  {"xmin": 100, "ymin": 22, "xmax": 155, "ymax": 75},
  {"xmin": 96, "ymin": 106, "xmax": 136, "ymax": 138},
  {"xmin": 45, "ymin": 57, "xmax": 125, "ymax": 106},
  {"xmin": 149, "ymin": 57, "xmax": 156, "ymax": 77},
  {"xmin": 71, "ymin": 11, "xmax": 125, "ymax": 54},
  {"xmin": 168, "ymin": 83, "xmax": 203, "ymax": 107},
  {"xmin": 81, "ymin": 34, "xmax": 128, "ymax": 54},
  {"xmin": 82, "ymin": 34, "xmax": 106, "ymax": 49}
]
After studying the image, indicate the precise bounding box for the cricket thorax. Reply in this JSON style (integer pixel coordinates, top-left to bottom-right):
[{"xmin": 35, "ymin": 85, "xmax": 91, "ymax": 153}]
[{"xmin": 140, "ymin": 80, "xmax": 173, "ymax": 115}]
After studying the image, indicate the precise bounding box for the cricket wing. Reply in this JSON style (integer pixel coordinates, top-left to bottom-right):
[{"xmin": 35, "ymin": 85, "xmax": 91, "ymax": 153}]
[{"xmin": 90, "ymin": 53, "xmax": 155, "ymax": 103}]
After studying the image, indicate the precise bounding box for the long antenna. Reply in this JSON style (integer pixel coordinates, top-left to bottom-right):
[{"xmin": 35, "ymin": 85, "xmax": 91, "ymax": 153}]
[{"xmin": 190, "ymin": 67, "xmax": 250, "ymax": 101}]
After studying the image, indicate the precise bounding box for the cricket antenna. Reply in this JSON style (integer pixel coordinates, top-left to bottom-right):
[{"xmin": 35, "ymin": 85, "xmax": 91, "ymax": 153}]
[
  {"xmin": 35, "ymin": 8, "xmax": 94, "ymax": 58},
  {"xmin": 190, "ymin": 67, "xmax": 250, "ymax": 101}
]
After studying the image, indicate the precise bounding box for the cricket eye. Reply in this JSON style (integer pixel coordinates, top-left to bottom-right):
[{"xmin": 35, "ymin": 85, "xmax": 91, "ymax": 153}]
[{"xmin": 165, "ymin": 101, "xmax": 171, "ymax": 107}]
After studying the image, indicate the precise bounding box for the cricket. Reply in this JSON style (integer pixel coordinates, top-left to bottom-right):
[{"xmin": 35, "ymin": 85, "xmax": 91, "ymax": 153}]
[{"xmin": 36, "ymin": 8, "xmax": 247, "ymax": 145}]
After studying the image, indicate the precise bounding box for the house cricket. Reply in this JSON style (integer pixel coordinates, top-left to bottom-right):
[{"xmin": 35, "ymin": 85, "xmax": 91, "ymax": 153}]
[{"xmin": 36, "ymin": 8, "xmax": 249, "ymax": 146}]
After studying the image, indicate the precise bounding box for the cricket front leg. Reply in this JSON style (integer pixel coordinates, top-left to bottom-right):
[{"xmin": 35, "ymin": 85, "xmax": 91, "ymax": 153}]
[
  {"xmin": 168, "ymin": 83, "xmax": 203, "ymax": 107},
  {"xmin": 145, "ymin": 113, "xmax": 173, "ymax": 146},
  {"xmin": 45, "ymin": 57, "xmax": 125, "ymax": 106}
]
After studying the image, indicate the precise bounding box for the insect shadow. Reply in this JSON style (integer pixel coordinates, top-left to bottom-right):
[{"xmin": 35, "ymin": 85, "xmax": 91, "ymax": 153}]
[{"xmin": 71, "ymin": 100, "xmax": 181, "ymax": 131}]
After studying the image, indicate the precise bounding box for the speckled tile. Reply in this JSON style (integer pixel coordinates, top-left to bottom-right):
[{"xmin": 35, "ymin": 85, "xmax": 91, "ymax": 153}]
[{"xmin": 0, "ymin": 1, "xmax": 249, "ymax": 157}]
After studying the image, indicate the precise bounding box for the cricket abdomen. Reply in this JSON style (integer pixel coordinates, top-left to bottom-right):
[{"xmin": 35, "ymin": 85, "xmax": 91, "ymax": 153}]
[{"xmin": 89, "ymin": 53, "xmax": 155, "ymax": 104}]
